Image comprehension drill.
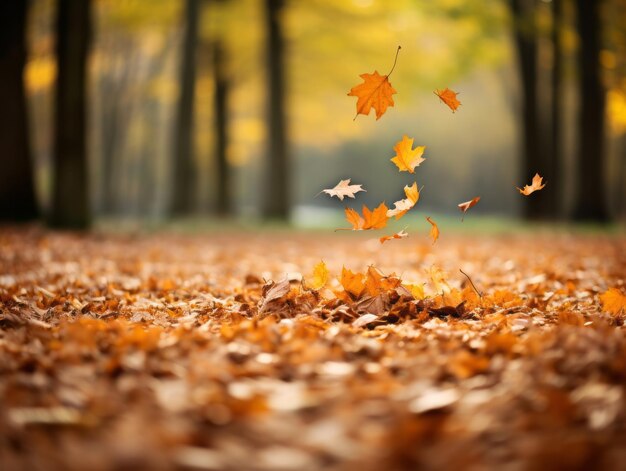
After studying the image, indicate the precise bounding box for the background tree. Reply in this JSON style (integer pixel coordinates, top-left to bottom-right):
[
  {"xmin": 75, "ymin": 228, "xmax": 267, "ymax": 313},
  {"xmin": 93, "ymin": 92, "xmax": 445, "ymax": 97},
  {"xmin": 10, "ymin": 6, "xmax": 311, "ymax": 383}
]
[
  {"xmin": 0, "ymin": 1, "xmax": 39, "ymax": 222},
  {"xmin": 262, "ymin": 0, "xmax": 289, "ymax": 220},
  {"xmin": 171, "ymin": 0, "xmax": 200, "ymax": 215},
  {"xmin": 48, "ymin": 0, "xmax": 92, "ymax": 228},
  {"xmin": 212, "ymin": 39, "xmax": 232, "ymax": 216},
  {"xmin": 572, "ymin": 0, "xmax": 609, "ymax": 221}
]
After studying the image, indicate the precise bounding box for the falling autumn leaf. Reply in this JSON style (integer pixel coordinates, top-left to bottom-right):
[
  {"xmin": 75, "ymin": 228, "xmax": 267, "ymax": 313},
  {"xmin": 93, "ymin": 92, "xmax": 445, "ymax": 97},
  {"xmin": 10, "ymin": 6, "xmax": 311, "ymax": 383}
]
[
  {"xmin": 434, "ymin": 87, "xmax": 461, "ymax": 112},
  {"xmin": 600, "ymin": 288, "xmax": 626, "ymax": 315},
  {"xmin": 320, "ymin": 179, "xmax": 365, "ymax": 201},
  {"xmin": 426, "ymin": 216, "xmax": 439, "ymax": 244},
  {"xmin": 387, "ymin": 183, "xmax": 420, "ymax": 219},
  {"xmin": 306, "ymin": 261, "xmax": 329, "ymax": 290},
  {"xmin": 379, "ymin": 229, "xmax": 408, "ymax": 245},
  {"xmin": 458, "ymin": 196, "xmax": 480, "ymax": 221},
  {"xmin": 337, "ymin": 203, "xmax": 389, "ymax": 231},
  {"xmin": 390, "ymin": 136, "xmax": 426, "ymax": 173},
  {"xmin": 348, "ymin": 46, "xmax": 400, "ymax": 120},
  {"xmin": 341, "ymin": 267, "xmax": 365, "ymax": 298},
  {"xmin": 517, "ymin": 173, "xmax": 547, "ymax": 196}
]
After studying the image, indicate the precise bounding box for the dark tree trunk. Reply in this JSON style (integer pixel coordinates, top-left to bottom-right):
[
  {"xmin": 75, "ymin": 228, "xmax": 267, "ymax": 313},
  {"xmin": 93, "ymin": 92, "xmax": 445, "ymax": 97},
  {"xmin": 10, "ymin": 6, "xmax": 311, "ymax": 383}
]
[
  {"xmin": 213, "ymin": 40, "xmax": 231, "ymax": 216},
  {"xmin": 0, "ymin": 1, "xmax": 40, "ymax": 222},
  {"xmin": 548, "ymin": 0, "xmax": 563, "ymax": 218},
  {"xmin": 49, "ymin": 0, "xmax": 91, "ymax": 229},
  {"xmin": 170, "ymin": 0, "xmax": 200, "ymax": 215},
  {"xmin": 262, "ymin": 0, "xmax": 289, "ymax": 220},
  {"xmin": 510, "ymin": 0, "xmax": 544, "ymax": 219},
  {"xmin": 572, "ymin": 0, "xmax": 609, "ymax": 221}
]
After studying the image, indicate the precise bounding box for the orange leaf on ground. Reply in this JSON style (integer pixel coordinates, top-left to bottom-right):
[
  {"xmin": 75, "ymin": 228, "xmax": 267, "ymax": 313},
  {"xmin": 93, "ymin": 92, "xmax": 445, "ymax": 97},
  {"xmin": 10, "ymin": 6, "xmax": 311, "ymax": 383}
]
[
  {"xmin": 306, "ymin": 261, "xmax": 329, "ymax": 290},
  {"xmin": 390, "ymin": 136, "xmax": 426, "ymax": 173},
  {"xmin": 341, "ymin": 267, "xmax": 365, "ymax": 298},
  {"xmin": 517, "ymin": 173, "xmax": 546, "ymax": 196},
  {"xmin": 600, "ymin": 288, "xmax": 626, "ymax": 315},
  {"xmin": 426, "ymin": 216, "xmax": 439, "ymax": 244},
  {"xmin": 338, "ymin": 203, "xmax": 389, "ymax": 231},
  {"xmin": 348, "ymin": 72, "xmax": 397, "ymax": 120},
  {"xmin": 434, "ymin": 87, "xmax": 461, "ymax": 112},
  {"xmin": 458, "ymin": 196, "xmax": 480, "ymax": 221},
  {"xmin": 365, "ymin": 266, "xmax": 401, "ymax": 296},
  {"xmin": 403, "ymin": 282, "xmax": 426, "ymax": 300},
  {"xmin": 379, "ymin": 229, "xmax": 408, "ymax": 245},
  {"xmin": 321, "ymin": 179, "xmax": 365, "ymax": 201},
  {"xmin": 387, "ymin": 182, "xmax": 420, "ymax": 219}
]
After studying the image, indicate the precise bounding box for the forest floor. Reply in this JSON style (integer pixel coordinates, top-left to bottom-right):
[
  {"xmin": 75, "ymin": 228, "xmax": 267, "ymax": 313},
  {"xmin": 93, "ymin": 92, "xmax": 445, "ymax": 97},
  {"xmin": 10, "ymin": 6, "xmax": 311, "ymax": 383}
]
[{"xmin": 1, "ymin": 226, "xmax": 625, "ymax": 470}]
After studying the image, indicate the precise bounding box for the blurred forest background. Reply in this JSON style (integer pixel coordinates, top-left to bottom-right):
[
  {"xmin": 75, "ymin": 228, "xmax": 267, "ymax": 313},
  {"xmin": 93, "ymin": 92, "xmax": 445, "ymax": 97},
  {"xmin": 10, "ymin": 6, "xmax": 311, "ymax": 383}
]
[{"xmin": 1, "ymin": 0, "xmax": 625, "ymax": 229}]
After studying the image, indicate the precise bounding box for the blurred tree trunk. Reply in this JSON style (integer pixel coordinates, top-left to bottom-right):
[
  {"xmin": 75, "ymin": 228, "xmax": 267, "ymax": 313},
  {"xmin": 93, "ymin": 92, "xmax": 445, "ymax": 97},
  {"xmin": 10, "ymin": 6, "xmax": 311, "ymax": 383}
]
[
  {"xmin": 0, "ymin": 1, "xmax": 39, "ymax": 222},
  {"xmin": 262, "ymin": 0, "xmax": 289, "ymax": 220},
  {"xmin": 213, "ymin": 40, "xmax": 231, "ymax": 216},
  {"xmin": 572, "ymin": 0, "xmax": 609, "ymax": 221},
  {"xmin": 49, "ymin": 0, "xmax": 91, "ymax": 229},
  {"xmin": 549, "ymin": 0, "xmax": 563, "ymax": 218},
  {"xmin": 170, "ymin": 0, "xmax": 200, "ymax": 215},
  {"xmin": 509, "ymin": 0, "xmax": 544, "ymax": 220}
]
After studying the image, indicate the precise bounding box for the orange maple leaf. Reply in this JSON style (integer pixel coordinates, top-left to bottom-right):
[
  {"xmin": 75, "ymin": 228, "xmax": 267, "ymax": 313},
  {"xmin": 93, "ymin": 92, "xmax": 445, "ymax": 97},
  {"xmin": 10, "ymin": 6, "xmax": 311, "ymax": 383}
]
[
  {"xmin": 434, "ymin": 87, "xmax": 461, "ymax": 112},
  {"xmin": 387, "ymin": 182, "xmax": 420, "ymax": 219},
  {"xmin": 390, "ymin": 136, "xmax": 426, "ymax": 173},
  {"xmin": 426, "ymin": 216, "xmax": 439, "ymax": 244},
  {"xmin": 306, "ymin": 261, "xmax": 329, "ymax": 290},
  {"xmin": 341, "ymin": 267, "xmax": 365, "ymax": 298},
  {"xmin": 379, "ymin": 229, "xmax": 408, "ymax": 244},
  {"xmin": 458, "ymin": 196, "xmax": 480, "ymax": 221},
  {"xmin": 348, "ymin": 46, "xmax": 400, "ymax": 120},
  {"xmin": 338, "ymin": 203, "xmax": 389, "ymax": 231},
  {"xmin": 517, "ymin": 173, "xmax": 546, "ymax": 196},
  {"xmin": 600, "ymin": 288, "xmax": 626, "ymax": 315},
  {"xmin": 365, "ymin": 266, "xmax": 401, "ymax": 296}
]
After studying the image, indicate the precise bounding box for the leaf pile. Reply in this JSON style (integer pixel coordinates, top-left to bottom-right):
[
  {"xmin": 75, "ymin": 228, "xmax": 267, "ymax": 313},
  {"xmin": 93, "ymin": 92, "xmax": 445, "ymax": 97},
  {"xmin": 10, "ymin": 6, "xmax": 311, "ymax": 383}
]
[{"xmin": 1, "ymin": 228, "xmax": 625, "ymax": 470}]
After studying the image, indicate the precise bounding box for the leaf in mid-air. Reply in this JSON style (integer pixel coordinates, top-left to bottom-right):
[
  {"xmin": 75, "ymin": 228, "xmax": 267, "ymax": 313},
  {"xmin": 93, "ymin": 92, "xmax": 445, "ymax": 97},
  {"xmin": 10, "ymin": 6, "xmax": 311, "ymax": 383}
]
[
  {"xmin": 348, "ymin": 47, "xmax": 400, "ymax": 120},
  {"xmin": 434, "ymin": 87, "xmax": 461, "ymax": 112},
  {"xmin": 379, "ymin": 229, "xmax": 408, "ymax": 245},
  {"xmin": 426, "ymin": 216, "xmax": 439, "ymax": 244},
  {"xmin": 387, "ymin": 182, "xmax": 420, "ymax": 219},
  {"xmin": 517, "ymin": 173, "xmax": 546, "ymax": 196},
  {"xmin": 306, "ymin": 261, "xmax": 329, "ymax": 290},
  {"xmin": 458, "ymin": 196, "xmax": 480, "ymax": 221},
  {"xmin": 390, "ymin": 136, "xmax": 426, "ymax": 173},
  {"xmin": 321, "ymin": 179, "xmax": 365, "ymax": 201},
  {"xmin": 600, "ymin": 288, "xmax": 626, "ymax": 315},
  {"xmin": 338, "ymin": 203, "xmax": 389, "ymax": 231}
]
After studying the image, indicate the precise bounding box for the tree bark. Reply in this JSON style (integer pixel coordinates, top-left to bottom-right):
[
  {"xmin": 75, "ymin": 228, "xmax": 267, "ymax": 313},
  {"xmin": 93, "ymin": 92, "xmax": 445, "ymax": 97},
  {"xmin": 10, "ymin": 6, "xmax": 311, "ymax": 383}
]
[
  {"xmin": 509, "ymin": 0, "xmax": 544, "ymax": 220},
  {"xmin": 548, "ymin": 0, "xmax": 563, "ymax": 218},
  {"xmin": 262, "ymin": 0, "xmax": 289, "ymax": 220},
  {"xmin": 213, "ymin": 40, "xmax": 231, "ymax": 216},
  {"xmin": 170, "ymin": 0, "xmax": 200, "ymax": 215},
  {"xmin": 572, "ymin": 0, "xmax": 609, "ymax": 221},
  {"xmin": 0, "ymin": 1, "xmax": 40, "ymax": 222},
  {"xmin": 49, "ymin": 0, "xmax": 91, "ymax": 229}
]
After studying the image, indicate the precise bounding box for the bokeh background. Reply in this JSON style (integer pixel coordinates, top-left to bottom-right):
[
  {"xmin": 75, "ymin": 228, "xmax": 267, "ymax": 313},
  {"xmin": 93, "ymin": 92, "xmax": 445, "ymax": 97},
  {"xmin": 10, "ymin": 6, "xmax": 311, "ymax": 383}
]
[{"xmin": 2, "ymin": 0, "xmax": 625, "ymax": 229}]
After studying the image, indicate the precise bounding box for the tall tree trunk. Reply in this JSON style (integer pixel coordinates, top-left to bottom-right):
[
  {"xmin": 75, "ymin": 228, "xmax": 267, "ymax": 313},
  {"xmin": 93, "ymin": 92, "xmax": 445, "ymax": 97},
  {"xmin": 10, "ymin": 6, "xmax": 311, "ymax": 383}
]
[
  {"xmin": 0, "ymin": 1, "xmax": 39, "ymax": 222},
  {"xmin": 170, "ymin": 0, "xmax": 200, "ymax": 215},
  {"xmin": 572, "ymin": 0, "xmax": 609, "ymax": 221},
  {"xmin": 213, "ymin": 40, "xmax": 231, "ymax": 216},
  {"xmin": 510, "ymin": 0, "xmax": 543, "ymax": 220},
  {"xmin": 49, "ymin": 0, "xmax": 91, "ymax": 229},
  {"xmin": 262, "ymin": 0, "xmax": 289, "ymax": 220},
  {"xmin": 549, "ymin": 0, "xmax": 563, "ymax": 218}
]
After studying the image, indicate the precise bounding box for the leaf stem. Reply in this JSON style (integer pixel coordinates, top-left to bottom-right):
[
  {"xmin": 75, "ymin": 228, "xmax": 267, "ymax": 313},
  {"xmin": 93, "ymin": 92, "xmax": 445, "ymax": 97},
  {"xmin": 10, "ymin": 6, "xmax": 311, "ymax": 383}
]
[
  {"xmin": 459, "ymin": 269, "xmax": 483, "ymax": 298},
  {"xmin": 387, "ymin": 46, "xmax": 402, "ymax": 77}
]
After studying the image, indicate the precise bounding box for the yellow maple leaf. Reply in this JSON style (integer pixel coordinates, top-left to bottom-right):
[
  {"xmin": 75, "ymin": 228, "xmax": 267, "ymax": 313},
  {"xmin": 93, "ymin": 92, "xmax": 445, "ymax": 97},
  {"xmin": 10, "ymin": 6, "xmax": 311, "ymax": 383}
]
[
  {"xmin": 600, "ymin": 288, "xmax": 626, "ymax": 315},
  {"xmin": 403, "ymin": 282, "xmax": 426, "ymax": 300},
  {"xmin": 387, "ymin": 182, "xmax": 420, "ymax": 219},
  {"xmin": 390, "ymin": 135, "xmax": 426, "ymax": 173},
  {"xmin": 306, "ymin": 261, "xmax": 329, "ymax": 290}
]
